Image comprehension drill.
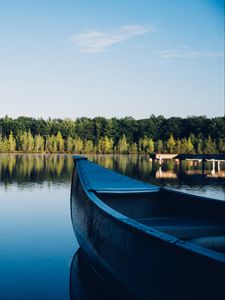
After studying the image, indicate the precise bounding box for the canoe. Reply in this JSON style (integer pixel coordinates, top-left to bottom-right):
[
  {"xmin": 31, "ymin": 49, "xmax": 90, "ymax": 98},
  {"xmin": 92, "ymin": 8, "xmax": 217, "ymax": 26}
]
[{"xmin": 70, "ymin": 156, "xmax": 225, "ymax": 300}]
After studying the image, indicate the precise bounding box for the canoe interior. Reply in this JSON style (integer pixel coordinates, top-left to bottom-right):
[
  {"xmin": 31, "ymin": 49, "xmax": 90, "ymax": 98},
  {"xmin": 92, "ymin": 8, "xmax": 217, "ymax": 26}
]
[{"xmin": 96, "ymin": 189, "xmax": 225, "ymax": 253}]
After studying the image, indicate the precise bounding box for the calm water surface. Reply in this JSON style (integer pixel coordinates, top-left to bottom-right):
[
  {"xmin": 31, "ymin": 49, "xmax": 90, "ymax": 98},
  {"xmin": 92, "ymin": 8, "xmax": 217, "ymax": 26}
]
[{"xmin": 0, "ymin": 154, "xmax": 224, "ymax": 300}]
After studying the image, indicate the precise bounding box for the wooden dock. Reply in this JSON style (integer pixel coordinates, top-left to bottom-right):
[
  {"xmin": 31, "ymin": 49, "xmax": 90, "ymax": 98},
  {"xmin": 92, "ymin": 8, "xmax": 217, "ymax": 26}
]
[
  {"xmin": 175, "ymin": 154, "xmax": 225, "ymax": 161},
  {"xmin": 175, "ymin": 154, "xmax": 225, "ymax": 174},
  {"xmin": 149, "ymin": 153, "xmax": 177, "ymax": 165},
  {"xmin": 149, "ymin": 153, "xmax": 178, "ymax": 160},
  {"xmin": 149, "ymin": 153, "xmax": 225, "ymax": 175},
  {"xmin": 149, "ymin": 153, "xmax": 225, "ymax": 161}
]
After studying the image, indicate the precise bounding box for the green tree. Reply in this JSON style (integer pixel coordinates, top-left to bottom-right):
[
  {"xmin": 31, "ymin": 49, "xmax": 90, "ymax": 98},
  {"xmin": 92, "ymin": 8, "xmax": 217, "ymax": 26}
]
[
  {"xmin": 0, "ymin": 137, "xmax": 8, "ymax": 152},
  {"xmin": 98, "ymin": 136, "xmax": 113, "ymax": 154},
  {"xmin": 83, "ymin": 140, "xmax": 94, "ymax": 153},
  {"xmin": 218, "ymin": 138, "xmax": 225, "ymax": 153},
  {"xmin": 27, "ymin": 130, "xmax": 34, "ymax": 152},
  {"xmin": 189, "ymin": 133, "xmax": 196, "ymax": 147},
  {"xmin": 156, "ymin": 140, "xmax": 164, "ymax": 153},
  {"xmin": 181, "ymin": 138, "xmax": 188, "ymax": 153},
  {"xmin": 130, "ymin": 143, "xmax": 138, "ymax": 154},
  {"xmin": 74, "ymin": 138, "xmax": 83, "ymax": 153},
  {"xmin": 45, "ymin": 135, "xmax": 50, "ymax": 152},
  {"xmin": 8, "ymin": 132, "xmax": 16, "ymax": 152},
  {"xmin": 56, "ymin": 131, "xmax": 64, "ymax": 152},
  {"xmin": 204, "ymin": 135, "xmax": 216, "ymax": 154},
  {"xmin": 167, "ymin": 134, "xmax": 176, "ymax": 153},
  {"xmin": 19, "ymin": 132, "xmax": 28, "ymax": 152},
  {"xmin": 142, "ymin": 136, "xmax": 148, "ymax": 153},
  {"xmin": 146, "ymin": 138, "xmax": 154, "ymax": 153},
  {"xmin": 175, "ymin": 138, "xmax": 182, "ymax": 153},
  {"xmin": 196, "ymin": 138, "xmax": 203, "ymax": 154},
  {"xmin": 138, "ymin": 138, "xmax": 144, "ymax": 153},
  {"xmin": 117, "ymin": 134, "xmax": 129, "ymax": 154},
  {"xmin": 0, "ymin": 115, "xmax": 223, "ymax": 153},
  {"xmin": 18, "ymin": 131, "xmax": 34, "ymax": 152},
  {"xmin": 66, "ymin": 136, "xmax": 73, "ymax": 152},
  {"xmin": 104, "ymin": 119, "xmax": 115, "ymax": 139},
  {"xmin": 48, "ymin": 135, "xmax": 57, "ymax": 153},
  {"xmin": 187, "ymin": 137, "xmax": 194, "ymax": 154},
  {"xmin": 34, "ymin": 134, "xmax": 44, "ymax": 152}
]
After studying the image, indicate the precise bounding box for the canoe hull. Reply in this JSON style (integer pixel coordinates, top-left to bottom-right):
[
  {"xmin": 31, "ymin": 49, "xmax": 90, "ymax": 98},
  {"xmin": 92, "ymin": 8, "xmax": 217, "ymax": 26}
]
[{"xmin": 71, "ymin": 160, "xmax": 225, "ymax": 300}]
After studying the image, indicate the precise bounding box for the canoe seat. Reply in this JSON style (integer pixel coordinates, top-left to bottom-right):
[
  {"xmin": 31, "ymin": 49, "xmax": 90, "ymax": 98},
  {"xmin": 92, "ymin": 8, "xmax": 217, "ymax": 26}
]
[
  {"xmin": 188, "ymin": 236, "xmax": 225, "ymax": 253},
  {"xmin": 135, "ymin": 217, "xmax": 224, "ymax": 239}
]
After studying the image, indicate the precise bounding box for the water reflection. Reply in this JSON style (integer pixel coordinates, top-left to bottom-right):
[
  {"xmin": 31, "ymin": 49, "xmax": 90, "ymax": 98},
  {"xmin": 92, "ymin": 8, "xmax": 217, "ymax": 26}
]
[
  {"xmin": 0, "ymin": 154, "xmax": 74, "ymax": 186},
  {"xmin": 156, "ymin": 167, "xmax": 177, "ymax": 179},
  {"xmin": 0, "ymin": 154, "xmax": 224, "ymax": 200},
  {"xmin": 70, "ymin": 249, "xmax": 117, "ymax": 300}
]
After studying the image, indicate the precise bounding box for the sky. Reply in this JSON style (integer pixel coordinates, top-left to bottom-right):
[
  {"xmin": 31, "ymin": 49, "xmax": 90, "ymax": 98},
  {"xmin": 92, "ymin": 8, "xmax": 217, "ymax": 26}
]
[{"xmin": 0, "ymin": 0, "xmax": 224, "ymax": 119}]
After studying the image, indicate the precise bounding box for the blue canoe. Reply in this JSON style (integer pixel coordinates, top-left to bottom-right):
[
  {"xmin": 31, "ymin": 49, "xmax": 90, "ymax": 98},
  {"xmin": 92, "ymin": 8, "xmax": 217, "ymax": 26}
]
[{"xmin": 70, "ymin": 156, "xmax": 225, "ymax": 300}]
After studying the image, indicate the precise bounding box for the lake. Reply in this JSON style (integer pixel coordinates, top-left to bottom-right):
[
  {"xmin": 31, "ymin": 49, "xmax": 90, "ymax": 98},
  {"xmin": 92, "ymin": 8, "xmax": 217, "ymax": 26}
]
[{"xmin": 0, "ymin": 154, "xmax": 224, "ymax": 300}]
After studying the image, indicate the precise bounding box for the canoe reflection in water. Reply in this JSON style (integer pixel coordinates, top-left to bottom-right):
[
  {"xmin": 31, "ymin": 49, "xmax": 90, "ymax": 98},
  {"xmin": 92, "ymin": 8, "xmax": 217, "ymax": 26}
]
[{"xmin": 70, "ymin": 249, "xmax": 119, "ymax": 300}]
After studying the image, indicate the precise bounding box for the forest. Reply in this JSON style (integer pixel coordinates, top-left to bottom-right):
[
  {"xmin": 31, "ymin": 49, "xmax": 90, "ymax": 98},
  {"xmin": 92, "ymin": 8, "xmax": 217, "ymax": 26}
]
[{"xmin": 0, "ymin": 115, "xmax": 224, "ymax": 154}]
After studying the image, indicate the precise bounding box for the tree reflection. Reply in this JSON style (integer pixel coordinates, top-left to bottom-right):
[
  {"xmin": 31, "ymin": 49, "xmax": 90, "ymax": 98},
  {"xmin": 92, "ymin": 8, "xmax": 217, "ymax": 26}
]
[
  {"xmin": 0, "ymin": 154, "xmax": 224, "ymax": 190},
  {"xmin": 0, "ymin": 154, "xmax": 74, "ymax": 186}
]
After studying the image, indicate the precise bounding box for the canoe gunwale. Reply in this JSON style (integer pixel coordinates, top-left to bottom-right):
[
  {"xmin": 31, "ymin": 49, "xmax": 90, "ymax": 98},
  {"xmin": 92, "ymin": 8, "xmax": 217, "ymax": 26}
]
[
  {"xmin": 74, "ymin": 159, "xmax": 225, "ymax": 263},
  {"xmin": 95, "ymin": 189, "xmax": 158, "ymax": 194},
  {"xmin": 161, "ymin": 186, "xmax": 225, "ymax": 204}
]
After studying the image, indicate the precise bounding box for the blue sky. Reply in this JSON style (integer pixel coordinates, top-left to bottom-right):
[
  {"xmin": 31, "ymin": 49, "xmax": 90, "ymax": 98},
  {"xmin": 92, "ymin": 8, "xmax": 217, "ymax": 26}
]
[{"xmin": 0, "ymin": 0, "xmax": 224, "ymax": 119}]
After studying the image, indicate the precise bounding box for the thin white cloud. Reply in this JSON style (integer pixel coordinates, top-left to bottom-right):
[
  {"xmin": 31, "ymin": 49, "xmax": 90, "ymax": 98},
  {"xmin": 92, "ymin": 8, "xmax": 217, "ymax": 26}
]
[
  {"xmin": 159, "ymin": 47, "xmax": 223, "ymax": 59},
  {"xmin": 70, "ymin": 24, "xmax": 154, "ymax": 53}
]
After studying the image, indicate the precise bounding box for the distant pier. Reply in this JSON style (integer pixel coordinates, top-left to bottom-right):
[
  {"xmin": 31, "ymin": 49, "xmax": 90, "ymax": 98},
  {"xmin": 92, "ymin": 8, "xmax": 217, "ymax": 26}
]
[
  {"xmin": 149, "ymin": 153, "xmax": 225, "ymax": 175},
  {"xmin": 175, "ymin": 154, "xmax": 225, "ymax": 161},
  {"xmin": 149, "ymin": 153, "xmax": 177, "ymax": 165},
  {"xmin": 175, "ymin": 154, "xmax": 225, "ymax": 175}
]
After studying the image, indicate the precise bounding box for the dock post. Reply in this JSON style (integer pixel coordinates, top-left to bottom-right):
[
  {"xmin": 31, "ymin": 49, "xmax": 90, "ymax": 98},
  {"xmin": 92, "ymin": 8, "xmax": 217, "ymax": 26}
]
[
  {"xmin": 159, "ymin": 157, "xmax": 162, "ymax": 166},
  {"xmin": 202, "ymin": 159, "xmax": 205, "ymax": 175},
  {"xmin": 151, "ymin": 159, "xmax": 156, "ymax": 176},
  {"xmin": 211, "ymin": 159, "xmax": 215, "ymax": 175},
  {"xmin": 158, "ymin": 166, "xmax": 162, "ymax": 177},
  {"xmin": 218, "ymin": 160, "xmax": 221, "ymax": 172},
  {"xmin": 179, "ymin": 159, "xmax": 182, "ymax": 173}
]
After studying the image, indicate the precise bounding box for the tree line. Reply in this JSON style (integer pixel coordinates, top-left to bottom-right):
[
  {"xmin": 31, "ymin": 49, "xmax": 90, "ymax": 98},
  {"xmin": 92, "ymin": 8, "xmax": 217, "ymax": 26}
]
[{"xmin": 0, "ymin": 115, "xmax": 224, "ymax": 154}]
